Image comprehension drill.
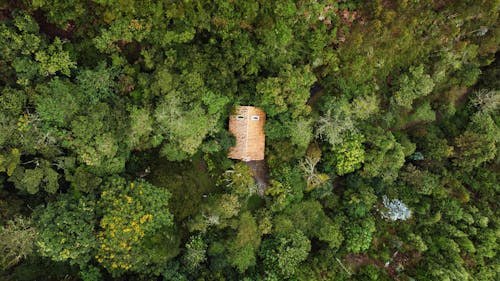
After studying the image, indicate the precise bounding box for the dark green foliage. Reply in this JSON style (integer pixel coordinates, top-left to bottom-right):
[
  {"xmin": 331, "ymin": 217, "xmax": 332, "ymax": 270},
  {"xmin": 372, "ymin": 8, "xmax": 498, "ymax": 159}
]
[
  {"xmin": 8, "ymin": 160, "xmax": 59, "ymax": 194},
  {"xmin": 0, "ymin": 148, "xmax": 20, "ymax": 177},
  {"xmin": 65, "ymin": 166, "xmax": 102, "ymax": 193},
  {"xmin": 278, "ymin": 200, "xmax": 343, "ymax": 249},
  {"xmin": 148, "ymin": 157, "xmax": 217, "ymax": 222},
  {"xmin": 4, "ymin": 257, "xmax": 77, "ymax": 281},
  {"xmin": 0, "ymin": 88, "xmax": 26, "ymax": 116},
  {"xmin": 399, "ymin": 165, "xmax": 440, "ymax": 196},
  {"xmin": 452, "ymin": 113, "xmax": 498, "ymax": 171},
  {"xmin": 355, "ymin": 264, "xmax": 391, "ymax": 281}
]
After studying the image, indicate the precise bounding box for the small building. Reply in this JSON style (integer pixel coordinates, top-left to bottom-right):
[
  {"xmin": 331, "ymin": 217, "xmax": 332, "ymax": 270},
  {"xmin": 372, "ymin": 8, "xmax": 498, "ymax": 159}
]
[{"xmin": 228, "ymin": 106, "xmax": 266, "ymax": 161}]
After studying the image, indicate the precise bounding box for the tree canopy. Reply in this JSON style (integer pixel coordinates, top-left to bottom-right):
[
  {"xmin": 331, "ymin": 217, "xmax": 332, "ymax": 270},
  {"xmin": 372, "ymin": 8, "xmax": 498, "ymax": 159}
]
[{"xmin": 0, "ymin": 1, "xmax": 498, "ymax": 280}]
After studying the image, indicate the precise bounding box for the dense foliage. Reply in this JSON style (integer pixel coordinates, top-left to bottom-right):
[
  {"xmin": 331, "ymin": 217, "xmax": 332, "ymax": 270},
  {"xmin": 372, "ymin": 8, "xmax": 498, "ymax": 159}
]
[{"xmin": 0, "ymin": 1, "xmax": 499, "ymax": 280}]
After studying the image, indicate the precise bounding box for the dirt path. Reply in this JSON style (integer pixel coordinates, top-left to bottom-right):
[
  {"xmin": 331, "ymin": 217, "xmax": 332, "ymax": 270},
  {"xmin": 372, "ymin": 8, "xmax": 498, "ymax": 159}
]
[
  {"xmin": 244, "ymin": 160, "xmax": 269, "ymax": 196},
  {"xmin": 343, "ymin": 251, "xmax": 417, "ymax": 280},
  {"xmin": 307, "ymin": 83, "xmax": 324, "ymax": 107},
  {"xmin": 32, "ymin": 10, "xmax": 75, "ymax": 39}
]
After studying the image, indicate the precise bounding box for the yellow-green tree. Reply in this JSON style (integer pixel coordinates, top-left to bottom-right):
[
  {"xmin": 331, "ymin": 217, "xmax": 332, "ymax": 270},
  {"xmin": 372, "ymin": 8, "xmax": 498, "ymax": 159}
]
[{"xmin": 96, "ymin": 177, "xmax": 179, "ymax": 276}]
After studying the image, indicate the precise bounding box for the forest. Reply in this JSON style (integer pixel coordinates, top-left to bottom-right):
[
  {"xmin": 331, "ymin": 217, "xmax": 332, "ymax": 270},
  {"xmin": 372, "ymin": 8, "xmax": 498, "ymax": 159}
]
[{"xmin": 0, "ymin": 0, "xmax": 499, "ymax": 280}]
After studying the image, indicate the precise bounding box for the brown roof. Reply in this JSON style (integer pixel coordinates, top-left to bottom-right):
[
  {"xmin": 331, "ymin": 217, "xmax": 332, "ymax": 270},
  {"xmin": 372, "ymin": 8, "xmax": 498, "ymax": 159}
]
[{"xmin": 228, "ymin": 106, "xmax": 266, "ymax": 161}]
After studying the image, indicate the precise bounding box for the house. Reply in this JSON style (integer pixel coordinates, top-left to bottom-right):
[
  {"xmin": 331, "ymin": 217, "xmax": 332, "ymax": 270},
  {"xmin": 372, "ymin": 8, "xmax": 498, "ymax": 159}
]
[{"xmin": 228, "ymin": 106, "xmax": 266, "ymax": 161}]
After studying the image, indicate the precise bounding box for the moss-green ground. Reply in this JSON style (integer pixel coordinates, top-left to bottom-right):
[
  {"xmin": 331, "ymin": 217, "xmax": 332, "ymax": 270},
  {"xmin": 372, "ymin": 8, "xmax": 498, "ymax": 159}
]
[{"xmin": 147, "ymin": 155, "xmax": 217, "ymax": 223}]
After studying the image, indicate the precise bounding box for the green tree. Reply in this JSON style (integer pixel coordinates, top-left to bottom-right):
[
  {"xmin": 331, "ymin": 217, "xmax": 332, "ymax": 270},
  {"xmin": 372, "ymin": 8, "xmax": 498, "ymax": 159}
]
[
  {"xmin": 343, "ymin": 178, "xmax": 378, "ymax": 219},
  {"xmin": 299, "ymin": 144, "xmax": 330, "ymax": 191},
  {"xmin": 453, "ymin": 112, "xmax": 500, "ymax": 170},
  {"xmin": 128, "ymin": 106, "xmax": 154, "ymax": 150},
  {"xmin": 182, "ymin": 234, "xmax": 207, "ymax": 272},
  {"xmin": 256, "ymin": 65, "xmax": 315, "ymax": 118},
  {"xmin": 352, "ymin": 94, "xmax": 380, "ymax": 121},
  {"xmin": 154, "ymin": 96, "xmax": 218, "ymax": 161},
  {"xmin": 194, "ymin": 193, "xmax": 242, "ymax": 232},
  {"xmin": 96, "ymin": 177, "xmax": 178, "ymax": 275},
  {"xmin": 280, "ymin": 200, "xmax": 343, "ymax": 250},
  {"xmin": 65, "ymin": 166, "xmax": 102, "ymax": 193},
  {"xmin": 0, "ymin": 11, "xmax": 41, "ymax": 63},
  {"xmin": 397, "ymin": 101, "xmax": 436, "ymax": 128},
  {"xmin": 260, "ymin": 230, "xmax": 311, "ymax": 278},
  {"xmin": 34, "ymin": 38, "xmax": 76, "ymax": 76},
  {"xmin": 220, "ymin": 163, "xmax": 256, "ymax": 198},
  {"xmin": 67, "ymin": 103, "xmax": 128, "ymax": 175},
  {"xmin": 286, "ymin": 117, "xmax": 314, "ymax": 149},
  {"xmin": 76, "ymin": 62, "xmax": 116, "ymax": 104},
  {"xmin": 35, "ymin": 193, "xmax": 97, "ymax": 266},
  {"xmin": 227, "ymin": 212, "xmax": 261, "ymax": 272},
  {"xmin": 0, "ymin": 216, "xmax": 37, "ymax": 270},
  {"xmin": 329, "ymin": 133, "xmax": 365, "ymax": 175},
  {"xmin": 35, "ymin": 78, "xmax": 80, "ymax": 127},
  {"xmin": 361, "ymin": 128, "xmax": 405, "ymax": 182},
  {"xmin": 391, "ymin": 65, "xmax": 435, "ymax": 110},
  {"xmin": 0, "ymin": 148, "xmax": 21, "ymax": 177},
  {"xmin": 344, "ymin": 217, "xmax": 376, "ymax": 253},
  {"xmin": 8, "ymin": 159, "xmax": 59, "ymax": 194},
  {"xmin": 316, "ymin": 98, "xmax": 357, "ymax": 147},
  {"xmin": 399, "ymin": 164, "xmax": 440, "ymax": 196},
  {"xmin": 28, "ymin": 0, "xmax": 88, "ymax": 26},
  {"xmin": 0, "ymin": 87, "xmax": 26, "ymax": 116},
  {"xmin": 453, "ymin": 130, "xmax": 496, "ymax": 171}
]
